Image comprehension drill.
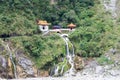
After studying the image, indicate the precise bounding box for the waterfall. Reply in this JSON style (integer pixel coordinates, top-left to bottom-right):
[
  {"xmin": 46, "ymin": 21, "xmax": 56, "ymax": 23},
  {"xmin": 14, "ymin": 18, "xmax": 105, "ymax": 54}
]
[
  {"xmin": 60, "ymin": 34, "xmax": 75, "ymax": 76},
  {"xmin": 60, "ymin": 65, "xmax": 65, "ymax": 75},
  {"xmin": 54, "ymin": 66, "xmax": 59, "ymax": 76},
  {"xmin": 103, "ymin": 0, "xmax": 117, "ymax": 17},
  {"xmin": 1, "ymin": 41, "xmax": 17, "ymax": 78},
  {"xmin": 50, "ymin": 34, "xmax": 75, "ymax": 76},
  {"xmin": 6, "ymin": 44, "xmax": 17, "ymax": 78}
]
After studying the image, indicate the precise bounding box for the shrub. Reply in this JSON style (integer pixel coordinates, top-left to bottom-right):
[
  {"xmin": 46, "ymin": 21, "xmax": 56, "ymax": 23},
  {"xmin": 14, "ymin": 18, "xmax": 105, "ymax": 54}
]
[{"xmin": 96, "ymin": 55, "xmax": 114, "ymax": 65}]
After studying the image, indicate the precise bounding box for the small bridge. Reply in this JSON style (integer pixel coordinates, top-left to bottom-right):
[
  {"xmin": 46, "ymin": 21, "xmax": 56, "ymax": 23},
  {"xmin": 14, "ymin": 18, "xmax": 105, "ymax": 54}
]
[{"xmin": 42, "ymin": 28, "xmax": 75, "ymax": 35}]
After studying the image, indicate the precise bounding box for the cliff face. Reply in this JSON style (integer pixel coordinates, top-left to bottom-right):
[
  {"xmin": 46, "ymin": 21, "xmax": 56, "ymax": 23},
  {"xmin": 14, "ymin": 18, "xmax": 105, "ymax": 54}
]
[
  {"xmin": 0, "ymin": 40, "xmax": 37, "ymax": 79},
  {"xmin": 103, "ymin": 0, "xmax": 117, "ymax": 18},
  {"xmin": 116, "ymin": 0, "xmax": 120, "ymax": 17},
  {"xmin": 0, "ymin": 34, "xmax": 66, "ymax": 79},
  {"xmin": 1, "ymin": 0, "xmax": 120, "ymax": 79},
  {"xmin": 106, "ymin": 0, "xmax": 120, "ymax": 18}
]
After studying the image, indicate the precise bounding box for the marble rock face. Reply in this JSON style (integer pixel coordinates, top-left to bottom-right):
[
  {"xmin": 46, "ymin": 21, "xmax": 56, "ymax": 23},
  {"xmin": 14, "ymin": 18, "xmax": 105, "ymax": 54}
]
[{"xmin": 17, "ymin": 57, "xmax": 37, "ymax": 78}]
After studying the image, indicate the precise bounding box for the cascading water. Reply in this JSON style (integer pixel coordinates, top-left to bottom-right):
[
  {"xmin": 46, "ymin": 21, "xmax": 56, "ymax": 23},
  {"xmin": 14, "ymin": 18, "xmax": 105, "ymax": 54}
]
[
  {"xmin": 54, "ymin": 66, "xmax": 59, "ymax": 76},
  {"xmin": 60, "ymin": 34, "xmax": 75, "ymax": 76},
  {"xmin": 50, "ymin": 34, "xmax": 75, "ymax": 76},
  {"xmin": 60, "ymin": 65, "xmax": 65, "ymax": 75},
  {"xmin": 1, "ymin": 41, "xmax": 17, "ymax": 78},
  {"xmin": 6, "ymin": 44, "xmax": 17, "ymax": 78}
]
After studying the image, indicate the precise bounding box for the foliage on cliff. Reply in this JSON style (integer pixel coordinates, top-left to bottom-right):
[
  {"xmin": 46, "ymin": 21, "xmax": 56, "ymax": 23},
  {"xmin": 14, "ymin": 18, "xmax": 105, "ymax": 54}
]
[
  {"xmin": 69, "ymin": 1, "xmax": 120, "ymax": 57},
  {"xmin": 1, "ymin": 0, "xmax": 120, "ymax": 72},
  {"xmin": 0, "ymin": 0, "xmax": 95, "ymax": 36},
  {"xmin": 8, "ymin": 34, "xmax": 65, "ymax": 69}
]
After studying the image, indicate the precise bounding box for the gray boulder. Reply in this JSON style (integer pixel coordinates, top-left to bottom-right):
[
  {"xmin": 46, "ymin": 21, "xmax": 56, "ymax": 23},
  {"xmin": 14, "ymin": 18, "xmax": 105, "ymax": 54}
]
[{"xmin": 95, "ymin": 66, "xmax": 105, "ymax": 74}]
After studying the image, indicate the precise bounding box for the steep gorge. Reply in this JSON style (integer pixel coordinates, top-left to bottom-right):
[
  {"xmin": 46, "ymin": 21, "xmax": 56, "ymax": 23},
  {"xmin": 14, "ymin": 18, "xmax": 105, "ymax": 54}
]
[{"xmin": 1, "ymin": 0, "xmax": 120, "ymax": 79}]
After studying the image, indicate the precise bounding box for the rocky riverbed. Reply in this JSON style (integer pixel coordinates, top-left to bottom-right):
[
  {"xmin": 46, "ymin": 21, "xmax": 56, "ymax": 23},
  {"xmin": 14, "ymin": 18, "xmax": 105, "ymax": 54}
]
[
  {"xmin": 9, "ymin": 63, "xmax": 120, "ymax": 80},
  {"xmin": 7, "ymin": 53, "xmax": 120, "ymax": 80},
  {"xmin": 1, "ymin": 59, "xmax": 120, "ymax": 80}
]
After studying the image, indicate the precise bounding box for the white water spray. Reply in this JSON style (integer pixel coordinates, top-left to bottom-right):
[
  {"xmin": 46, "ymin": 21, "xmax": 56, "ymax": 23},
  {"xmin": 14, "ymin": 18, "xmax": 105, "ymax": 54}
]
[
  {"xmin": 60, "ymin": 34, "xmax": 75, "ymax": 76},
  {"xmin": 54, "ymin": 66, "xmax": 59, "ymax": 76}
]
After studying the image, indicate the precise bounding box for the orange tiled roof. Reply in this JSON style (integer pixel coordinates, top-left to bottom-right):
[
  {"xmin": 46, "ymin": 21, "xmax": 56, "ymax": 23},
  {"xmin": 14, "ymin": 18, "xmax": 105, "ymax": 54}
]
[
  {"xmin": 38, "ymin": 20, "xmax": 50, "ymax": 25},
  {"xmin": 67, "ymin": 23, "xmax": 76, "ymax": 28}
]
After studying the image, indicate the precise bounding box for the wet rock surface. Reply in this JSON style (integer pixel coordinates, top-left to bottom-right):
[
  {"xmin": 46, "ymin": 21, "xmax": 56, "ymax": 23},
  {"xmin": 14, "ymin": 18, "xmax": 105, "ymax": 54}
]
[
  {"xmin": 0, "ymin": 48, "xmax": 37, "ymax": 79},
  {"xmin": 0, "ymin": 56, "xmax": 7, "ymax": 78},
  {"xmin": 16, "ymin": 56, "xmax": 37, "ymax": 78},
  {"xmin": 2, "ymin": 55, "xmax": 120, "ymax": 80},
  {"xmin": 18, "ymin": 57, "xmax": 34, "ymax": 75},
  {"xmin": 0, "ymin": 55, "xmax": 6, "ymax": 68}
]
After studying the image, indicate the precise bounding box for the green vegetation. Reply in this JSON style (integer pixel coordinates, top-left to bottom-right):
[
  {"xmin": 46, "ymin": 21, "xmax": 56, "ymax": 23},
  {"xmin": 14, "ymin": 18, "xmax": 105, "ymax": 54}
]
[
  {"xmin": 0, "ymin": 0, "xmax": 120, "ymax": 73},
  {"xmin": 96, "ymin": 55, "xmax": 114, "ymax": 65},
  {"xmin": 69, "ymin": 1, "xmax": 120, "ymax": 57},
  {"xmin": 0, "ymin": 0, "xmax": 95, "ymax": 36},
  {"xmin": 0, "ymin": 0, "xmax": 97, "ymax": 70},
  {"xmin": 9, "ymin": 34, "xmax": 66, "ymax": 69}
]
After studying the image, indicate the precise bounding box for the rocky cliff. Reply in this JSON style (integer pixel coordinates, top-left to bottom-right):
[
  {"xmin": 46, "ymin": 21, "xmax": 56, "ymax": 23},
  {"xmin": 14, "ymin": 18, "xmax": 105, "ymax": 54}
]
[{"xmin": 0, "ymin": 40, "xmax": 37, "ymax": 79}]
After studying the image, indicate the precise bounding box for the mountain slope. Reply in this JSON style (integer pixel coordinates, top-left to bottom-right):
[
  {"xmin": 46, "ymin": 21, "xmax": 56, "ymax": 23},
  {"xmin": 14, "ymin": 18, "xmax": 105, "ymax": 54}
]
[{"xmin": 0, "ymin": 0, "xmax": 120, "ymax": 79}]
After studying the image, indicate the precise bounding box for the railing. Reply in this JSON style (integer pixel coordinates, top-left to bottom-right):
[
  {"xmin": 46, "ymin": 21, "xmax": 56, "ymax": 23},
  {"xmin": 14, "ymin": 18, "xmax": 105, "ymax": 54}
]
[
  {"xmin": 49, "ymin": 28, "xmax": 75, "ymax": 32},
  {"xmin": 42, "ymin": 28, "xmax": 75, "ymax": 36}
]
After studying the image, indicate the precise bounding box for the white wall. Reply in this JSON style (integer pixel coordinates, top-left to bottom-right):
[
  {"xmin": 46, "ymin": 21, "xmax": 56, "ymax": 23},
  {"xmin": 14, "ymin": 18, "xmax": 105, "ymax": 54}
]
[{"xmin": 39, "ymin": 25, "xmax": 49, "ymax": 32}]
